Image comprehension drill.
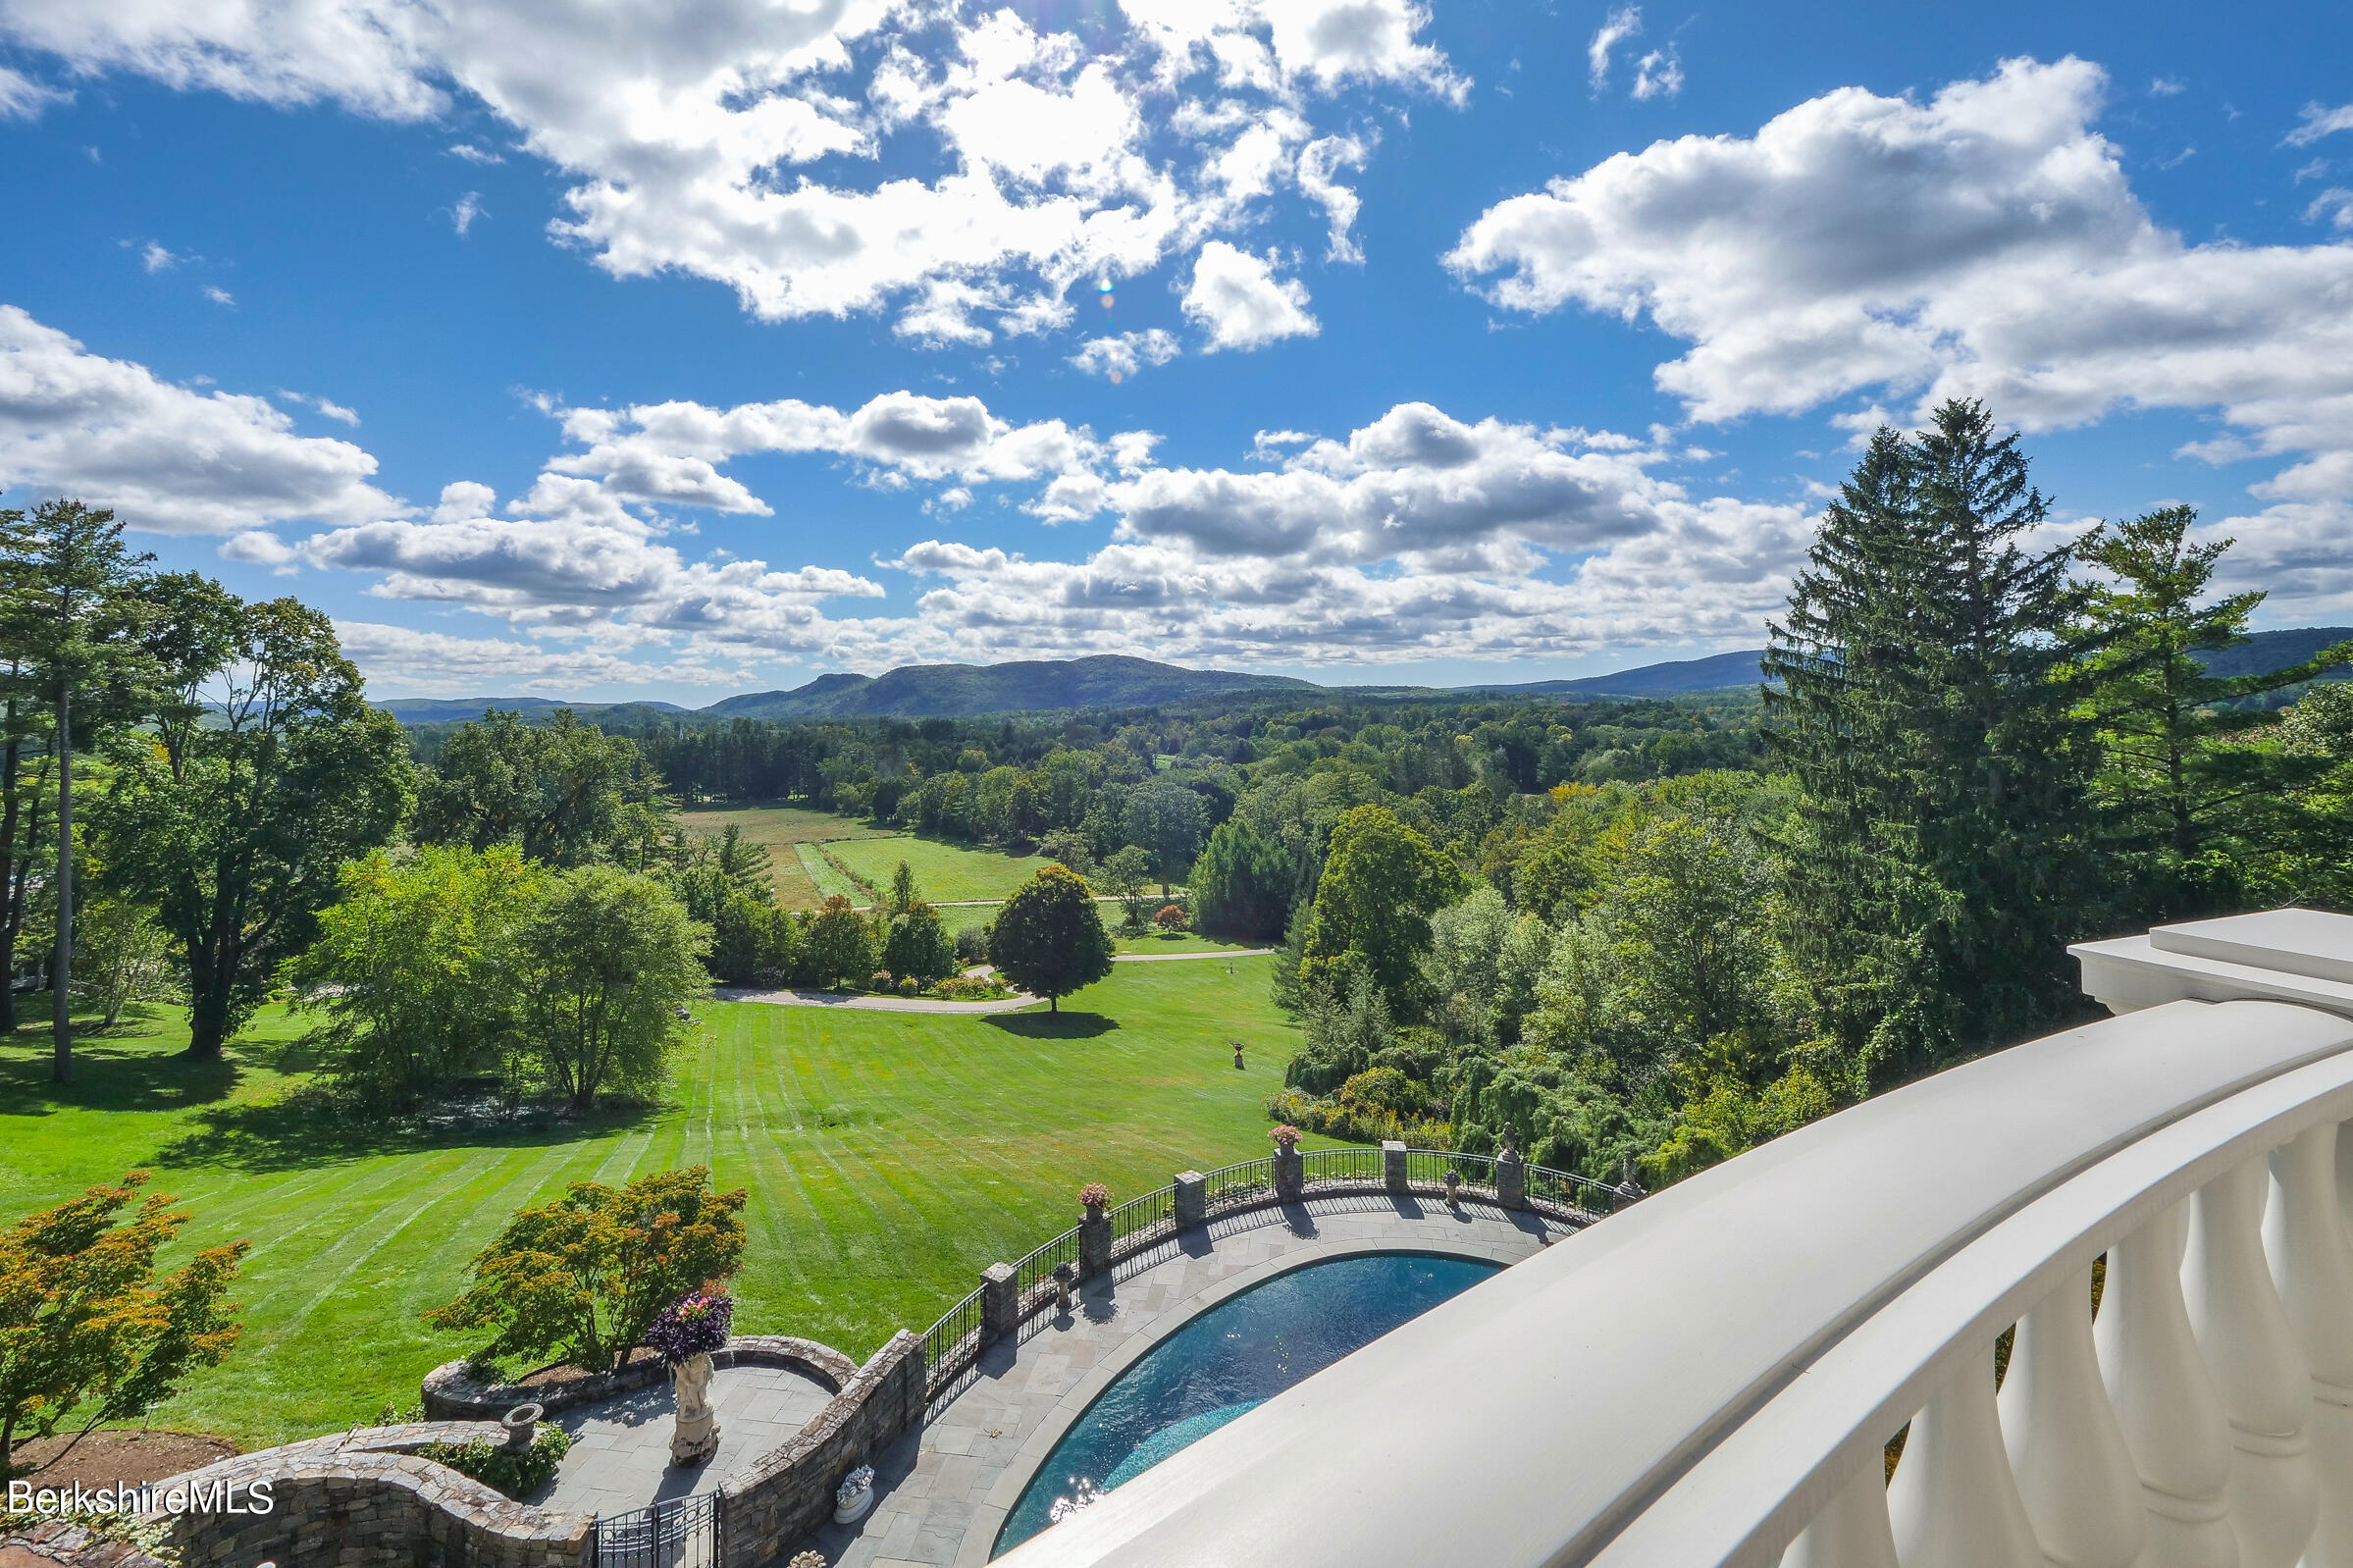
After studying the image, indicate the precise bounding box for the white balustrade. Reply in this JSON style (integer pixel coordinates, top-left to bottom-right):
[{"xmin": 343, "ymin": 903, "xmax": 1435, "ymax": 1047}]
[
  {"xmin": 998, "ymin": 912, "xmax": 2353, "ymax": 1568},
  {"xmin": 2096, "ymin": 1204, "xmax": 2238, "ymax": 1567},
  {"xmin": 2183, "ymin": 1156, "xmax": 2317, "ymax": 1568},
  {"xmin": 1886, "ymin": 1345, "xmax": 2041, "ymax": 1566},
  {"xmin": 1999, "ymin": 1267, "xmax": 2143, "ymax": 1568},
  {"xmin": 2264, "ymin": 1122, "xmax": 2353, "ymax": 1566},
  {"xmin": 1781, "ymin": 1458, "xmax": 1897, "ymax": 1568}
]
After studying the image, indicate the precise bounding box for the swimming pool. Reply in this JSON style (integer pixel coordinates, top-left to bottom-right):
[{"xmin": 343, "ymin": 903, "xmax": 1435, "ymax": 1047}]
[{"xmin": 994, "ymin": 1252, "xmax": 1502, "ymax": 1556}]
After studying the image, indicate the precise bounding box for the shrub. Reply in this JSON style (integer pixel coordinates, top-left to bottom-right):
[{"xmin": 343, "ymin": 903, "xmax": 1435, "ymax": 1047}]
[
  {"xmin": 869, "ymin": 969, "xmax": 895, "ymax": 992},
  {"xmin": 0, "ymin": 1174, "xmax": 247, "ymax": 1478},
  {"xmin": 425, "ymin": 1167, "xmax": 747, "ymax": 1375},
  {"xmin": 420, "ymin": 1426, "xmax": 571, "ymax": 1498},
  {"xmin": 1153, "ymin": 904, "xmax": 1188, "ymax": 932},
  {"xmin": 954, "ymin": 923, "xmax": 989, "ymax": 964}
]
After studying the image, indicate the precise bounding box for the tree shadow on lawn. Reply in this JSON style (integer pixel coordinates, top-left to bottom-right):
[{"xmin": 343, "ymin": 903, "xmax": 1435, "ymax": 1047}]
[
  {"xmin": 0, "ymin": 1013, "xmax": 240, "ymax": 1119},
  {"xmin": 984, "ymin": 1012, "xmax": 1119, "ymax": 1040},
  {"xmin": 146, "ymin": 1090, "xmax": 665, "ymax": 1175}
]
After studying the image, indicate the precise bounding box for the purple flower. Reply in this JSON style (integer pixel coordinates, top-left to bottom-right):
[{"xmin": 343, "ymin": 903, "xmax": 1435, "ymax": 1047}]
[{"xmin": 645, "ymin": 1291, "xmax": 734, "ymax": 1365}]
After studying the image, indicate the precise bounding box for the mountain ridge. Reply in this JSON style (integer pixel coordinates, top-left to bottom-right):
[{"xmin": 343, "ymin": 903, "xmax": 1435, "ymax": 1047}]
[{"xmin": 373, "ymin": 630, "xmax": 2353, "ymax": 725}]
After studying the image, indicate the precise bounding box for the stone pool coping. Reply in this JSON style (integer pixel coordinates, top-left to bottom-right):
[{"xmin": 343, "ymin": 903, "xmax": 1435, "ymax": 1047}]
[{"xmin": 964, "ymin": 1226, "xmax": 1547, "ymax": 1566}]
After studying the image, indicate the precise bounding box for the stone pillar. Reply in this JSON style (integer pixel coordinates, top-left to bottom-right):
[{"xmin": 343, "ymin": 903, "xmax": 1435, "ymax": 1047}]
[
  {"xmin": 1274, "ymin": 1142, "xmax": 1304, "ymax": 1201},
  {"xmin": 1173, "ymin": 1171, "xmax": 1206, "ymax": 1230},
  {"xmin": 1078, "ymin": 1207, "xmax": 1113, "ymax": 1279},
  {"xmin": 979, "ymin": 1262, "xmax": 1019, "ymax": 1346},
  {"xmin": 1382, "ymin": 1140, "xmax": 1408, "ymax": 1193},
  {"xmin": 1495, "ymin": 1134, "xmax": 1527, "ymax": 1212}
]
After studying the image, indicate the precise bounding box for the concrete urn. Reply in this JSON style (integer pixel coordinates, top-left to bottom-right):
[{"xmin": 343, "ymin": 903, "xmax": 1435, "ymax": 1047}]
[{"xmin": 668, "ymin": 1351, "xmax": 721, "ymax": 1466}]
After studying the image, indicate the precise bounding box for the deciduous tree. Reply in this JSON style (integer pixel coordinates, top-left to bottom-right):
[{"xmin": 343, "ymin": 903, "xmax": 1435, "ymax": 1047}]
[
  {"xmin": 986, "ymin": 865, "xmax": 1114, "ymax": 1013},
  {"xmin": 288, "ymin": 845, "xmax": 548, "ymax": 1106},
  {"xmin": 513, "ymin": 867, "xmax": 707, "ymax": 1112},
  {"xmin": 95, "ymin": 595, "xmax": 414, "ymax": 1060},
  {"xmin": 1298, "ymin": 805, "xmax": 1463, "ymax": 1016}
]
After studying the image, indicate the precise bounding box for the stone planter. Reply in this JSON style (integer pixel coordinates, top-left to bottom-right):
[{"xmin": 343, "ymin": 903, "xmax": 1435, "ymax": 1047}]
[
  {"xmin": 669, "ymin": 1351, "xmax": 721, "ymax": 1466},
  {"xmin": 1078, "ymin": 1203, "xmax": 1113, "ymax": 1278},
  {"xmin": 1273, "ymin": 1142, "xmax": 1304, "ymax": 1201}
]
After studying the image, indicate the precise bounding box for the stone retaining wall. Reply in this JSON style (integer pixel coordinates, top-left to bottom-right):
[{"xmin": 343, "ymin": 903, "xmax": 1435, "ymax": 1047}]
[
  {"xmin": 421, "ymin": 1333, "xmax": 855, "ymax": 1421},
  {"xmin": 720, "ymin": 1331, "xmax": 927, "ymax": 1568},
  {"xmin": 155, "ymin": 1425, "xmax": 592, "ymax": 1568}
]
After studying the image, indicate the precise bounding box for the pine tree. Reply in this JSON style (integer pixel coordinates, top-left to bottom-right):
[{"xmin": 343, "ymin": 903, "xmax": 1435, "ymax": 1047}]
[
  {"xmin": 2073, "ymin": 505, "xmax": 2352, "ymax": 917},
  {"xmin": 1765, "ymin": 401, "xmax": 2095, "ymax": 1086}
]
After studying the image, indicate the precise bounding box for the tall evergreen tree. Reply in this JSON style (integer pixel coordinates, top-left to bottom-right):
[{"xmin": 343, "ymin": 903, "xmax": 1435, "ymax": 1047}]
[
  {"xmin": 10, "ymin": 502, "xmax": 157, "ymax": 1083},
  {"xmin": 2073, "ymin": 505, "xmax": 2352, "ymax": 918},
  {"xmin": 1765, "ymin": 401, "xmax": 2095, "ymax": 1086}
]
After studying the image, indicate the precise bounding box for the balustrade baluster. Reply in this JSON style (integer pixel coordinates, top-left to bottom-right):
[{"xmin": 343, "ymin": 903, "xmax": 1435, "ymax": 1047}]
[
  {"xmin": 1781, "ymin": 1456, "xmax": 1898, "ymax": 1568},
  {"xmin": 2094, "ymin": 1201, "xmax": 2236, "ymax": 1568},
  {"xmin": 2265, "ymin": 1124, "xmax": 2353, "ymax": 1566},
  {"xmin": 1885, "ymin": 1342, "xmax": 2041, "ymax": 1567},
  {"xmin": 1996, "ymin": 1265, "xmax": 2144, "ymax": 1567},
  {"xmin": 2182, "ymin": 1154, "xmax": 2319, "ymax": 1568}
]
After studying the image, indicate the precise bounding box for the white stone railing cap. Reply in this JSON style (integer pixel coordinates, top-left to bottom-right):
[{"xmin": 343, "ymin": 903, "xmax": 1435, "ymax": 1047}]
[{"xmin": 2149, "ymin": 906, "xmax": 2353, "ymax": 983}]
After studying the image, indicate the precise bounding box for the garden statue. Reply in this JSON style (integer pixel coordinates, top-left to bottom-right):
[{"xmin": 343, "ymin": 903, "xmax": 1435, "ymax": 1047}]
[
  {"xmin": 648, "ymin": 1290, "xmax": 733, "ymax": 1467},
  {"xmin": 670, "ymin": 1352, "xmax": 718, "ymax": 1466},
  {"xmin": 834, "ymin": 1463, "xmax": 877, "ymax": 1524},
  {"xmin": 1052, "ymin": 1260, "xmax": 1077, "ymax": 1314},
  {"xmin": 1232, "ymin": 1040, "xmax": 1244, "ymax": 1070}
]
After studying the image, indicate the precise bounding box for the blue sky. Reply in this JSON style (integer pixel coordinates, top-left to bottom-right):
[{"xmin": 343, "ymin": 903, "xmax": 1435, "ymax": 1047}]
[{"xmin": 3, "ymin": 0, "xmax": 2351, "ymax": 702}]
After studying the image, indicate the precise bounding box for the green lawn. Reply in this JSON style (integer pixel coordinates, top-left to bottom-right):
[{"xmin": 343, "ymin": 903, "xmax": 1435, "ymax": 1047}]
[
  {"xmin": 0, "ymin": 958, "xmax": 1300, "ymax": 1449},
  {"xmin": 824, "ymin": 834, "xmax": 1060, "ymax": 905},
  {"xmin": 678, "ymin": 804, "xmax": 891, "ymax": 909}
]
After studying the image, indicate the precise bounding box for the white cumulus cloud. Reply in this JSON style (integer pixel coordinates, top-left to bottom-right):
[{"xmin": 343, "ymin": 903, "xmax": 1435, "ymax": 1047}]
[
  {"xmin": 1446, "ymin": 54, "xmax": 2353, "ymax": 617},
  {"xmin": 1182, "ymin": 241, "xmax": 1318, "ymax": 350},
  {"xmin": 0, "ymin": 0, "xmax": 1465, "ymax": 343},
  {"xmin": 0, "ymin": 304, "xmax": 401, "ymax": 533}
]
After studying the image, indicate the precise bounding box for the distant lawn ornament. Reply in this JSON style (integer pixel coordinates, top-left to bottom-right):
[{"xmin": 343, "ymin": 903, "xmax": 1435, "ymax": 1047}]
[
  {"xmin": 648, "ymin": 1290, "xmax": 733, "ymax": 1466},
  {"xmin": 1232, "ymin": 1040, "xmax": 1244, "ymax": 1071},
  {"xmin": 834, "ymin": 1462, "xmax": 876, "ymax": 1524}
]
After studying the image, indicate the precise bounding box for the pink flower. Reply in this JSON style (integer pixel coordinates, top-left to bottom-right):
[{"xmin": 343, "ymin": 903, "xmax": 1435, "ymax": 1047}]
[
  {"xmin": 1269, "ymin": 1124, "xmax": 1301, "ymax": 1147},
  {"xmin": 1078, "ymin": 1182, "xmax": 1112, "ymax": 1208}
]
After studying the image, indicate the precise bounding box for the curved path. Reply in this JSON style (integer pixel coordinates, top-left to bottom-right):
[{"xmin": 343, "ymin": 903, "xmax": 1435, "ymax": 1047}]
[
  {"xmin": 714, "ymin": 949, "xmax": 1274, "ymax": 1014},
  {"xmin": 806, "ymin": 1193, "xmax": 1570, "ymax": 1568}
]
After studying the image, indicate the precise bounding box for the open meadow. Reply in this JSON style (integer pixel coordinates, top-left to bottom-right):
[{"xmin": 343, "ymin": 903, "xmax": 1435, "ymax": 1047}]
[
  {"xmin": 676, "ymin": 804, "xmax": 1059, "ymax": 910},
  {"xmin": 0, "ymin": 957, "xmax": 1300, "ymax": 1449}
]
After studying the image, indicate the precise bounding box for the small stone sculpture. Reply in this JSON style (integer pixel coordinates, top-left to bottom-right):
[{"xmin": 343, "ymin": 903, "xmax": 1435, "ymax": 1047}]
[
  {"xmin": 1231, "ymin": 1041, "xmax": 1245, "ymax": 1070},
  {"xmin": 1052, "ymin": 1260, "xmax": 1077, "ymax": 1314},
  {"xmin": 1443, "ymin": 1169, "xmax": 1462, "ymax": 1209},
  {"xmin": 834, "ymin": 1463, "xmax": 877, "ymax": 1524}
]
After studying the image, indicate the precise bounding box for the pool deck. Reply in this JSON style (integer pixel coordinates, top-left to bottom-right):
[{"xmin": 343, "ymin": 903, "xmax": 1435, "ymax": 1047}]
[{"xmin": 802, "ymin": 1192, "xmax": 1573, "ymax": 1568}]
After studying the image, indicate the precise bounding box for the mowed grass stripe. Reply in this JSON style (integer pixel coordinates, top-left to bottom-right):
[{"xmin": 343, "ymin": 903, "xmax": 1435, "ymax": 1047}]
[{"xmin": 1, "ymin": 958, "xmax": 1298, "ymax": 1444}]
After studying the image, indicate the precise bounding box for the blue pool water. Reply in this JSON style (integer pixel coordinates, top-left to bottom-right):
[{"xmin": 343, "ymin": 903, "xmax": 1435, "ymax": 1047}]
[{"xmin": 993, "ymin": 1252, "xmax": 1501, "ymax": 1556}]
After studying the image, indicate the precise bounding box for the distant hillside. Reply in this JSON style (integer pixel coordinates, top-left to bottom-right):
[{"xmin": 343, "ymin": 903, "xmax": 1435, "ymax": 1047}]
[
  {"xmin": 372, "ymin": 696, "xmax": 687, "ymax": 723},
  {"xmin": 371, "ymin": 630, "xmax": 2353, "ymax": 728},
  {"xmin": 2194, "ymin": 627, "xmax": 2353, "ymax": 680},
  {"xmin": 1473, "ymin": 648, "xmax": 1769, "ymax": 699},
  {"xmin": 706, "ymin": 655, "xmax": 1321, "ymax": 719}
]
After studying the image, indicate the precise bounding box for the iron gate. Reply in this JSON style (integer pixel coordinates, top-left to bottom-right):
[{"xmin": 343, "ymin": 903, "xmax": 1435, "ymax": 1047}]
[{"xmin": 593, "ymin": 1492, "xmax": 721, "ymax": 1568}]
